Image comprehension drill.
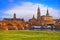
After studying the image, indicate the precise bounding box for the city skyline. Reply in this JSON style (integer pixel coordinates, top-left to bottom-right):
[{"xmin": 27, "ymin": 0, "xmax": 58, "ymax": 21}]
[{"xmin": 0, "ymin": 0, "xmax": 60, "ymax": 21}]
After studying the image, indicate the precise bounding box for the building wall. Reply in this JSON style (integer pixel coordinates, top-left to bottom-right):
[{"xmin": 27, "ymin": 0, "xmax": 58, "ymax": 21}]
[{"xmin": 0, "ymin": 19, "xmax": 27, "ymax": 30}]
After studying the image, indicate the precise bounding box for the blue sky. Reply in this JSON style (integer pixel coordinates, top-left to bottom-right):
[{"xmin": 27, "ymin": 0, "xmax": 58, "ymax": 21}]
[
  {"xmin": 0, "ymin": 0, "xmax": 60, "ymax": 20},
  {"xmin": 0, "ymin": 0, "xmax": 60, "ymax": 9}
]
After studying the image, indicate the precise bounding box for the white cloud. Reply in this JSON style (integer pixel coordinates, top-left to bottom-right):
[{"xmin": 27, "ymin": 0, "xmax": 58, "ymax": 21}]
[{"xmin": 3, "ymin": 2, "xmax": 60, "ymax": 21}]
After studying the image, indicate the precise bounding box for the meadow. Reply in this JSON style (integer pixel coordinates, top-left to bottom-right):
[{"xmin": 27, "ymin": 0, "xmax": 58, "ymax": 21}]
[{"xmin": 0, "ymin": 30, "xmax": 60, "ymax": 40}]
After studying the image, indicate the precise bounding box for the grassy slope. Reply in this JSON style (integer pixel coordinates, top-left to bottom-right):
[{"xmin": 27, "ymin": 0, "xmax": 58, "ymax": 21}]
[{"xmin": 0, "ymin": 30, "xmax": 60, "ymax": 40}]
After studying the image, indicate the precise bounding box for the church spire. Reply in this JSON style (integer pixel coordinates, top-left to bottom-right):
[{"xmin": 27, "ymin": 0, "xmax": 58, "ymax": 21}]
[
  {"xmin": 46, "ymin": 9, "xmax": 49, "ymax": 16},
  {"xmin": 33, "ymin": 14, "xmax": 35, "ymax": 19},
  {"xmin": 13, "ymin": 13, "xmax": 16, "ymax": 19},
  {"xmin": 37, "ymin": 6, "xmax": 41, "ymax": 20}
]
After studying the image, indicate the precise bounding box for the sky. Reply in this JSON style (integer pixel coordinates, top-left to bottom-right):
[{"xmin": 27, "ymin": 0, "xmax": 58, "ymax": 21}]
[{"xmin": 0, "ymin": 0, "xmax": 60, "ymax": 21}]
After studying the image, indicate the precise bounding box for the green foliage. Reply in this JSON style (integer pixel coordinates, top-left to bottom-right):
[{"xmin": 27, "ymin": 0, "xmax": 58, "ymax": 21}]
[{"xmin": 0, "ymin": 30, "xmax": 60, "ymax": 40}]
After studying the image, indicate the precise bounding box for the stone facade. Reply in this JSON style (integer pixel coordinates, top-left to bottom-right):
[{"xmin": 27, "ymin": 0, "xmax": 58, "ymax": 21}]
[
  {"xmin": 0, "ymin": 6, "xmax": 60, "ymax": 30},
  {"xmin": 0, "ymin": 13, "xmax": 29, "ymax": 30},
  {"xmin": 29, "ymin": 6, "xmax": 56, "ymax": 26}
]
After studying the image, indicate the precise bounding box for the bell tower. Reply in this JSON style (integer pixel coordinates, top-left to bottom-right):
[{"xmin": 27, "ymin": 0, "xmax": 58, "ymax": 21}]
[
  {"xmin": 46, "ymin": 9, "xmax": 49, "ymax": 16},
  {"xmin": 32, "ymin": 14, "xmax": 35, "ymax": 19},
  {"xmin": 13, "ymin": 13, "xmax": 16, "ymax": 19},
  {"xmin": 37, "ymin": 6, "xmax": 41, "ymax": 20}
]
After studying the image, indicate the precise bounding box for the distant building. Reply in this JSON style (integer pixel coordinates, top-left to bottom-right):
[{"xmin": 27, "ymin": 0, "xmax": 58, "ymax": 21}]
[
  {"xmin": 0, "ymin": 13, "xmax": 27, "ymax": 30},
  {"xmin": 29, "ymin": 6, "xmax": 56, "ymax": 27},
  {"xmin": 0, "ymin": 6, "xmax": 60, "ymax": 30},
  {"xmin": 54, "ymin": 19, "xmax": 60, "ymax": 30}
]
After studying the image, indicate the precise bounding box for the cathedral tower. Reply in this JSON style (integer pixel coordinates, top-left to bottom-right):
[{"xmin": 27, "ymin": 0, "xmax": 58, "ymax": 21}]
[
  {"xmin": 46, "ymin": 9, "xmax": 49, "ymax": 16},
  {"xmin": 33, "ymin": 14, "xmax": 35, "ymax": 19},
  {"xmin": 13, "ymin": 13, "xmax": 16, "ymax": 19},
  {"xmin": 37, "ymin": 6, "xmax": 41, "ymax": 20}
]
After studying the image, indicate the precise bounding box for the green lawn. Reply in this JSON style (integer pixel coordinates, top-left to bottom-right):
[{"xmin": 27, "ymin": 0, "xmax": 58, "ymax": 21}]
[{"xmin": 0, "ymin": 30, "xmax": 60, "ymax": 40}]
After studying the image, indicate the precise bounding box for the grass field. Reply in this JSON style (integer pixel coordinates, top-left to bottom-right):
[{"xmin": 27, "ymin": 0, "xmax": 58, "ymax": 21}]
[{"xmin": 0, "ymin": 30, "xmax": 60, "ymax": 40}]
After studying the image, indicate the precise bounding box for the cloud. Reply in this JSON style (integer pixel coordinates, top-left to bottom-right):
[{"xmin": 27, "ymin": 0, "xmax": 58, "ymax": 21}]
[{"xmin": 3, "ymin": 2, "xmax": 60, "ymax": 21}]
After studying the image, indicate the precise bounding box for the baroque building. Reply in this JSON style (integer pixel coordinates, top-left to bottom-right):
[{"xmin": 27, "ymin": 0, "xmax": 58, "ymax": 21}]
[
  {"xmin": 0, "ymin": 6, "xmax": 60, "ymax": 30},
  {"xmin": 29, "ymin": 6, "xmax": 56, "ymax": 27},
  {"xmin": 0, "ymin": 13, "xmax": 28, "ymax": 30}
]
